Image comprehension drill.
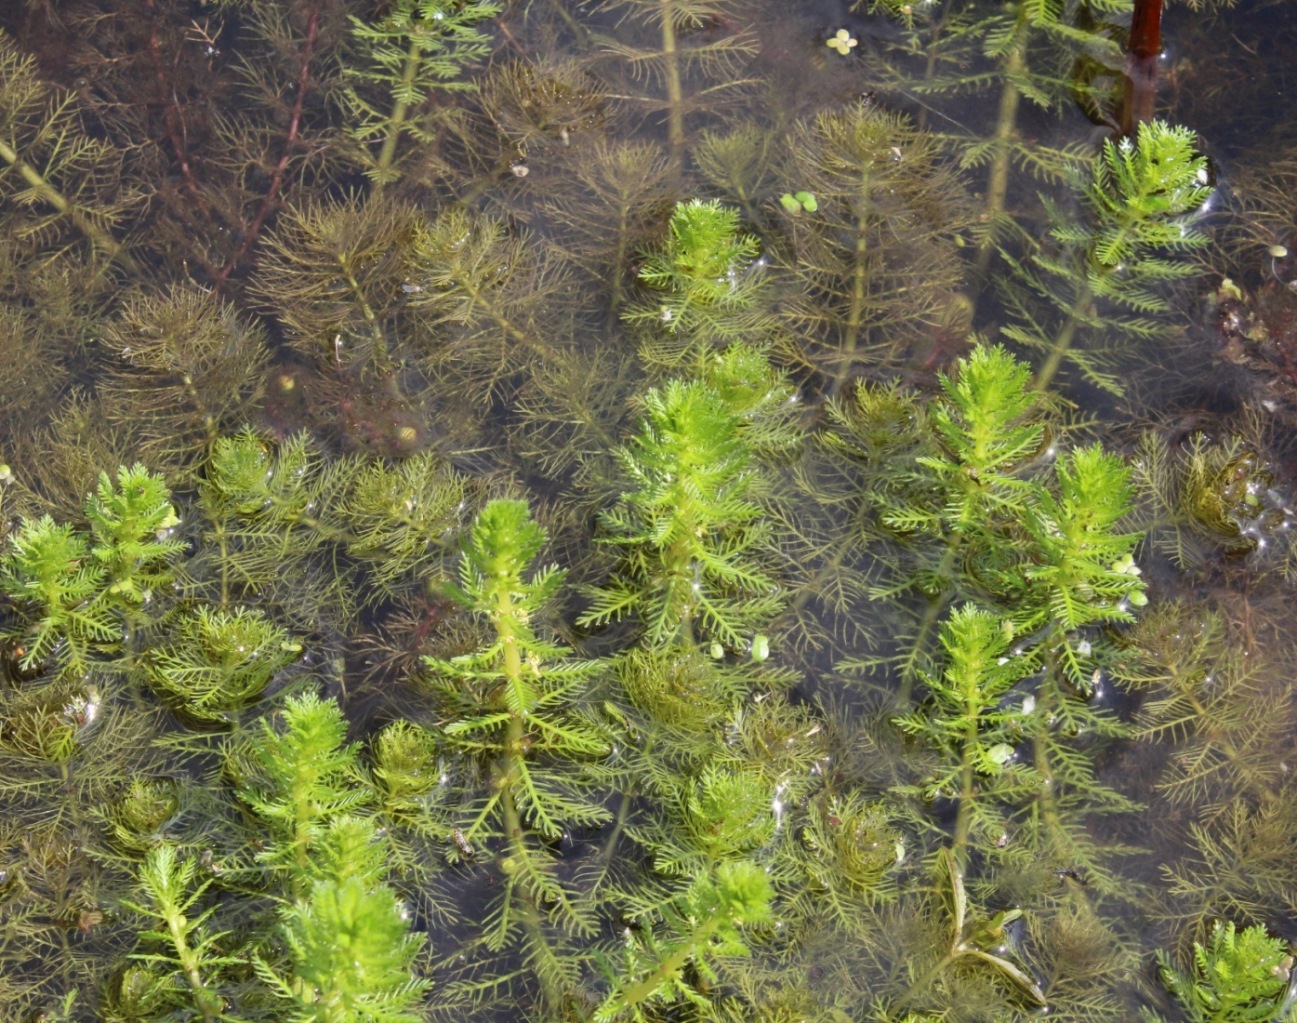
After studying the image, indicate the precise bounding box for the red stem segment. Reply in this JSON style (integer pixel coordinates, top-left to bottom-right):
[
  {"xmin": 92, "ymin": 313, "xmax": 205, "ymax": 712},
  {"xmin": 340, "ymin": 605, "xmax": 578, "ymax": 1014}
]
[
  {"xmin": 1121, "ymin": 0, "xmax": 1163, "ymax": 136},
  {"xmin": 212, "ymin": 2, "xmax": 323, "ymax": 288}
]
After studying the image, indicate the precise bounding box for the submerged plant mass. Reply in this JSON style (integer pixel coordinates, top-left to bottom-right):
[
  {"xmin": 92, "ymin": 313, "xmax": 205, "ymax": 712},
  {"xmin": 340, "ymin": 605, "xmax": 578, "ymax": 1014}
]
[{"xmin": 0, "ymin": 0, "xmax": 1296, "ymax": 1021}]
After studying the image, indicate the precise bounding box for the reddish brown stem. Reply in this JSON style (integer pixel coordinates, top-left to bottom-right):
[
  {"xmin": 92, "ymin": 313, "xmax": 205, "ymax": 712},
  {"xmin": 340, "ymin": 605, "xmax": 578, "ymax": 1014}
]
[
  {"xmin": 1120, "ymin": 0, "xmax": 1163, "ymax": 136},
  {"xmin": 144, "ymin": 0, "xmax": 201, "ymax": 201},
  {"xmin": 212, "ymin": 1, "xmax": 324, "ymax": 288}
]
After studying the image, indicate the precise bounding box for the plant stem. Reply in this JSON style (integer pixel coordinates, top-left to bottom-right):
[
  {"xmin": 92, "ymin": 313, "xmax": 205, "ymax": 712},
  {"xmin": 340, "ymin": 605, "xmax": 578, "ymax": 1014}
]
[
  {"xmin": 954, "ymin": 689, "xmax": 980, "ymax": 869},
  {"xmin": 373, "ymin": 38, "xmax": 421, "ymax": 187},
  {"xmin": 974, "ymin": 19, "xmax": 1027, "ymax": 277},
  {"xmin": 660, "ymin": 0, "xmax": 685, "ymax": 177},
  {"xmin": 0, "ymin": 136, "xmax": 132, "ymax": 271},
  {"xmin": 614, "ymin": 916, "xmax": 722, "ymax": 1012},
  {"xmin": 1032, "ymin": 280, "xmax": 1090, "ymax": 394},
  {"xmin": 494, "ymin": 579, "xmax": 568, "ymax": 1010},
  {"xmin": 833, "ymin": 167, "xmax": 873, "ymax": 395},
  {"xmin": 155, "ymin": 887, "xmax": 222, "ymax": 1022},
  {"xmin": 336, "ymin": 256, "xmax": 391, "ymax": 366},
  {"xmin": 898, "ymin": 543, "xmax": 960, "ymax": 703},
  {"xmin": 212, "ymin": 0, "xmax": 323, "ymax": 290}
]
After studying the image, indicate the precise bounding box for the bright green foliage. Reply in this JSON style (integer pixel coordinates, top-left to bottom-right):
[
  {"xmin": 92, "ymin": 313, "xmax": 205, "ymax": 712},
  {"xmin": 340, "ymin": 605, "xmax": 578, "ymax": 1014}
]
[
  {"xmin": 190, "ymin": 430, "xmax": 333, "ymax": 611},
  {"xmin": 345, "ymin": 0, "xmax": 501, "ymax": 185},
  {"xmin": 280, "ymin": 816, "xmax": 429, "ymax": 1023},
  {"xmin": 120, "ymin": 844, "xmax": 235, "ymax": 1023},
  {"xmin": 865, "ymin": 345, "xmax": 1048, "ymax": 630},
  {"xmin": 860, "ymin": 344, "xmax": 1145, "ymax": 665},
  {"xmin": 868, "ymin": 345, "xmax": 1146, "ymax": 895},
  {"xmin": 1023, "ymin": 444, "xmax": 1146, "ymax": 686},
  {"xmin": 0, "ymin": 466, "xmax": 182, "ymax": 677},
  {"xmin": 581, "ymin": 350, "xmax": 793, "ymax": 650},
  {"xmin": 1146, "ymin": 921, "xmax": 1296, "ymax": 1023},
  {"xmin": 85, "ymin": 464, "xmax": 183, "ymax": 606},
  {"xmin": 372, "ymin": 719, "xmax": 442, "ymax": 811},
  {"xmin": 282, "ymin": 875, "xmax": 428, "ymax": 1023},
  {"xmin": 1074, "ymin": 121, "xmax": 1211, "ymax": 276},
  {"xmin": 0, "ymin": 516, "xmax": 118, "ymax": 675},
  {"xmin": 635, "ymin": 199, "xmax": 758, "ymax": 307},
  {"xmin": 424, "ymin": 499, "xmax": 609, "ymax": 948},
  {"xmin": 898, "ymin": 344, "xmax": 1043, "ymax": 536},
  {"xmin": 895, "ymin": 606, "xmax": 1036, "ymax": 863},
  {"xmin": 116, "ymin": 709, "xmax": 422, "ymax": 1023},
  {"xmin": 425, "ymin": 495, "xmax": 606, "ymax": 840},
  {"xmin": 186, "ymin": 429, "xmax": 466, "ymax": 623},
  {"xmin": 201, "ymin": 429, "xmax": 321, "ymax": 523},
  {"xmin": 137, "ymin": 606, "xmax": 302, "ymax": 725},
  {"xmin": 1008, "ymin": 120, "xmax": 1212, "ymax": 392},
  {"xmin": 596, "ymin": 859, "xmax": 774, "ymax": 1021},
  {"xmin": 314, "ymin": 815, "xmax": 390, "ymax": 888},
  {"xmin": 625, "ymin": 199, "xmax": 767, "ymax": 365},
  {"xmin": 229, "ymin": 692, "xmax": 372, "ymax": 881},
  {"xmin": 896, "ymin": 605, "xmax": 1033, "ymax": 784}
]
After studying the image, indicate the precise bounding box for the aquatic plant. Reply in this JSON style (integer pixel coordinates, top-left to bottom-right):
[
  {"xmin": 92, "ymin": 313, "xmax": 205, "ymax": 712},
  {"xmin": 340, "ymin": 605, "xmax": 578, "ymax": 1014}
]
[
  {"xmin": 623, "ymin": 198, "xmax": 768, "ymax": 367},
  {"xmin": 1006, "ymin": 119, "xmax": 1212, "ymax": 393},
  {"xmin": 405, "ymin": 205, "xmax": 574, "ymax": 394},
  {"xmin": 595, "ymin": 859, "xmax": 774, "ymax": 1022},
  {"xmin": 791, "ymin": 791, "xmax": 902, "ymax": 924},
  {"xmin": 85, "ymin": 466, "xmax": 184, "ymax": 608},
  {"xmin": 858, "ymin": 0, "xmax": 1126, "ymax": 264},
  {"xmin": 276, "ymin": 817, "xmax": 430, "ymax": 1023},
  {"xmin": 775, "ymin": 102, "xmax": 974, "ymax": 384},
  {"xmin": 585, "ymin": 0, "xmax": 759, "ymax": 175},
  {"xmin": 136, "ymin": 606, "xmax": 301, "ymax": 726},
  {"xmin": 903, "ymin": 847, "xmax": 1049, "ymax": 1011},
  {"xmin": 343, "ymin": 0, "xmax": 501, "ymax": 186},
  {"xmin": 1144, "ymin": 921, "xmax": 1296, "ymax": 1023},
  {"xmin": 1115, "ymin": 602, "xmax": 1293, "ymax": 820},
  {"xmin": 0, "ymin": 29, "xmax": 132, "ymax": 266},
  {"xmin": 534, "ymin": 137, "xmax": 673, "ymax": 316},
  {"xmin": 1, "ymin": 466, "xmax": 182, "ymax": 679},
  {"xmin": 894, "ymin": 605, "xmax": 1036, "ymax": 863},
  {"xmin": 0, "ymin": 3, "xmax": 1290, "ymax": 1022},
  {"xmin": 1131, "ymin": 418, "xmax": 1296, "ymax": 572},
  {"xmin": 229, "ymin": 691, "xmax": 372, "ymax": 881},
  {"xmin": 580, "ymin": 345, "xmax": 799, "ymax": 651},
  {"xmin": 119, "ymin": 844, "xmax": 234, "ymax": 1023},
  {"xmin": 98, "ymin": 286, "xmax": 272, "ymax": 471},
  {"xmin": 250, "ymin": 196, "xmax": 416, "ymax": 375},
  {"xmin": 111, "ymin": 694, "xmax": 429, "ymax": 1023},
  {"xmin": 421, "ymin": 498, "xmax": 610, "ymax": 1003}
]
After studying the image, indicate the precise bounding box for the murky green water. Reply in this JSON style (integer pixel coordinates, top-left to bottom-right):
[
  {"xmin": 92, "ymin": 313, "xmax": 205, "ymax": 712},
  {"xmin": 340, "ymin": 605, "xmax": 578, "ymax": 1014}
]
[{"xmin": 0, "ymin": 1, "xmax": 1295, "ymax": 1021}]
